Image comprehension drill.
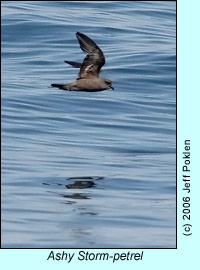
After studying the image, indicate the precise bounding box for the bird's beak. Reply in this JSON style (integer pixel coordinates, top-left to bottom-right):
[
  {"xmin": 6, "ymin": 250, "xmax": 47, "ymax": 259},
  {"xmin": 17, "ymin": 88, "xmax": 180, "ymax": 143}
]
[{"xmin": 111, "ymin": 86, "xmax": 114, "ymax": 91}]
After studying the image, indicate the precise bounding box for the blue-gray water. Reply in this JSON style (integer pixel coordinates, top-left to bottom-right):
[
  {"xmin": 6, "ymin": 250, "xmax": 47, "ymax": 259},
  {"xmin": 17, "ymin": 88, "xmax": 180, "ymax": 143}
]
[{"xmin": 2, "ymin": 1, "xmax": 176, "ymax": 248}]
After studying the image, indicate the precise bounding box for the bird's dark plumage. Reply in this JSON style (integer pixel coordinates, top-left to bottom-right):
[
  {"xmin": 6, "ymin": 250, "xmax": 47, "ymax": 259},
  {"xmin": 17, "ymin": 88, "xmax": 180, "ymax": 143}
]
[
  {"xmin": 51, "ymin": 32, "xmax": 113, "ymax": 91},
  {"xmin": 64, "ymin": 61, "xmax": 81, "ymax": 68},
  {"xmin": 76, "ymin": 32, "xmax": 105, "ymax": 79}
]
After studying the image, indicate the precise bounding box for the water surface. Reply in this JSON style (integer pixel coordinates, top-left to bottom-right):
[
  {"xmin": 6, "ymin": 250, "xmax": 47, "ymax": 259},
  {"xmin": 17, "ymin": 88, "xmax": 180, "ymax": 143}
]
[{"xmin": 2, "ymin": 1, "xmax": 176, "ymax": 248}]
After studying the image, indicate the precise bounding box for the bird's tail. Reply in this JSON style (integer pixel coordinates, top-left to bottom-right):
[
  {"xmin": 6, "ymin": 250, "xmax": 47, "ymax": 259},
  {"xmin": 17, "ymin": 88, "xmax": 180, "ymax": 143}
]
[{"xmin": 51, "ymin": 84, "xmax": 67, "ymax": 90}]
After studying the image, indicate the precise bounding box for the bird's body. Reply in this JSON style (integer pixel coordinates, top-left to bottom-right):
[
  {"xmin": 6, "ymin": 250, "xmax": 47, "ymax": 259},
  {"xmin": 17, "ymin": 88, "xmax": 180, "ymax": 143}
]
[
  {"xmin": 51, "ymin": 32, "xmax": 114, "ymax": 92},
  {"xmin": 52, "ymin": 77, "xmax": 112, "ymax": 91}
]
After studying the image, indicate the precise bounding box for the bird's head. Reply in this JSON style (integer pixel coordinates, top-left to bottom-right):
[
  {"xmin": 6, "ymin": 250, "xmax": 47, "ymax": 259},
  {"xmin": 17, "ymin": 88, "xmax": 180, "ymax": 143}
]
[{"xmin": 103, "ymin": 78, "xmax": 114, "ymax": 90}]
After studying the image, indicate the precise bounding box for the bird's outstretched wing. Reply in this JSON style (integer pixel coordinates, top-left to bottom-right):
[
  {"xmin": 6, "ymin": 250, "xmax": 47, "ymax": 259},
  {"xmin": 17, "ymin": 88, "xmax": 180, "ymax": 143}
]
[
  {"xmin": 64, "ymin": 61, "xmax": 82, "ymax": 68},
  {"xmin": 76, "ymin": 32, "xmax": 105, "ymax": 79}
]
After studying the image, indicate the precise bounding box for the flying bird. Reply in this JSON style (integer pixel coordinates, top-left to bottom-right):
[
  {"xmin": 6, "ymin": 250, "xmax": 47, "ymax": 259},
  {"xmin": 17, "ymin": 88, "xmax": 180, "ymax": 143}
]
[{"xmin": 51, "ymin": 32, "xmax": 114, "ymax": 92}]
